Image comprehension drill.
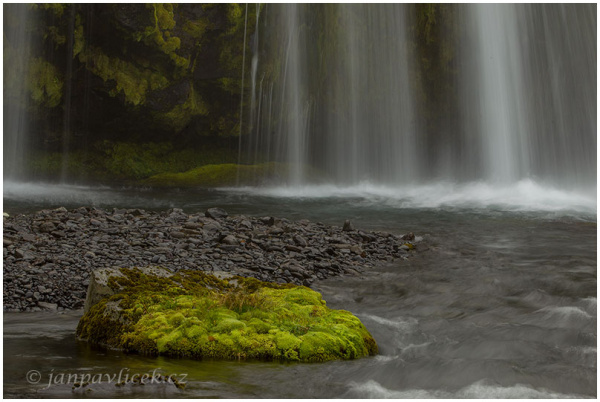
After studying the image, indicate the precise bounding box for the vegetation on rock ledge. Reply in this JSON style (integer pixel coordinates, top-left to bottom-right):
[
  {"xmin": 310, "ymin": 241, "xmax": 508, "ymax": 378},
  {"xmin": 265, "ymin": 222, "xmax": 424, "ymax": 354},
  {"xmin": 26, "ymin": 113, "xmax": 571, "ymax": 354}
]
[{"xmin": 76, "ymin": 268, "xmax": 378, "ymax": 362}]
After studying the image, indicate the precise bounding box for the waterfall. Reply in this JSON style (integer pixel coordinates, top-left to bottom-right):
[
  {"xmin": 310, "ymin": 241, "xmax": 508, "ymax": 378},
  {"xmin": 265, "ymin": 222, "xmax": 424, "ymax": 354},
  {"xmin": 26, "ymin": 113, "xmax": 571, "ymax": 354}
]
[
  {"xmin": 463, "ymin": 4, "xmax": 596, "ymax": 192},
  {"xmin": 246, "ymin": 4, "xmax": 416, "ymax": 185},
  {"xmin": 245, "ymin": 4, "xmax": 596, "ymax": 195},
  {"xmin": 3, "ymin": 4, "xmax": 35, "ymax": 181}
]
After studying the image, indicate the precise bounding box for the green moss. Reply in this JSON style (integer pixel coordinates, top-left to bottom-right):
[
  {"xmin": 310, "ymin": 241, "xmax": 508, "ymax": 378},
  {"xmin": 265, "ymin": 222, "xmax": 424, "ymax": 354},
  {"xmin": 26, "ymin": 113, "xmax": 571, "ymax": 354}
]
[
  {"xmin": 77, "ymin": 268, "xmax": 377, "ymax": 362},
  {"xmin": 73, "ymin": 16, "xmax": 169, "ymax": 106},
  {"xmin": 73, "ymin": 15, "xmax": 84, "ymax": 57},
  {"xmin": 183, "ymin": 19, "xmax": 209, "ymax": 39},
  {"xmin": 154, "ymin": 85, "xmax": 208, "ymax": 131},
  {"xmin": 143, "ymin": 162, "xmax": 287, "ymax": 187},
  {"xmin": 135, "ymin": 4, "xmax": 189, "ymax": 69},
  {"xmin": 76, "ymin": 44, "xmax": 169, "ymax": 105},
  {"xmin": 39, "ymin": 3, "xmax": 67, "ymax": 17},
  {"xmin": 46, "ymin": 26, "xmax": 66, "ymax": 47},
  {"xmin": 27, "ymin": 58, "xmax": 63, "ymax": 107}
]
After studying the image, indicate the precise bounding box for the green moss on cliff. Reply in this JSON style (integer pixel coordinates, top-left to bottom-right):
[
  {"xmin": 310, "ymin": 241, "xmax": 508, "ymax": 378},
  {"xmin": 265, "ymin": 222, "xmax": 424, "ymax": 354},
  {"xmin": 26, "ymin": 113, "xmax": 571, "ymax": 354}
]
[
  {"xmin": 77, "ymin": 268, "xmax": 378, "ymax": 362},
  {"xmin": 77, "ymin": 45, "xmax": 169, "ymax": 106},
  {"xmin": 154, "ymin": 84, "xmax": 208, "ymax": 131},
  {"xmin": 141, "ymin": 4, "xmax": 189, "ymax": 69},
  {"xmin": 27, "ymin": 57, "xmax": 63, "ymax": 107}
]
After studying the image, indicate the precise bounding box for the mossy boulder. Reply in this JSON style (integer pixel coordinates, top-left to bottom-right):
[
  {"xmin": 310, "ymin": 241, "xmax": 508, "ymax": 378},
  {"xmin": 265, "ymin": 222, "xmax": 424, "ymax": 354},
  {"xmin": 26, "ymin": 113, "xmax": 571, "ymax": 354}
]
[{"xmin": 76, "ymin": 267, "xmax": 378, "ymax": 362}]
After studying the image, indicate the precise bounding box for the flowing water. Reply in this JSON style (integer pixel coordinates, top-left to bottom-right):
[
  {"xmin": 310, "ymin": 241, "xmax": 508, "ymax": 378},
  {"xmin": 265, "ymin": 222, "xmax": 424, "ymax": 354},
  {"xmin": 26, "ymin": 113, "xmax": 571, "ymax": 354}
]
[
  {"xmin": 3, "ymin": 184, "xmax": 597, "ymax": 398},
  {"xmin": 244, "ymin": 4, "xmax": 596, "ymax": 191}
]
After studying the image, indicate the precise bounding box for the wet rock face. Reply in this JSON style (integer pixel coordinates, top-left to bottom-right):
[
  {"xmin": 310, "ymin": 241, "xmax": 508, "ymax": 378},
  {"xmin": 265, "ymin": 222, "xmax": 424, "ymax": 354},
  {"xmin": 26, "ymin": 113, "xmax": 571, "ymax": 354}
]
[
  {"xmin": 3, "ymin": 207, "xmax": 418, "ymax": 312},
  {"xmin": 12, "ymin": 3, "xmax": 259, "ymax": 148}
]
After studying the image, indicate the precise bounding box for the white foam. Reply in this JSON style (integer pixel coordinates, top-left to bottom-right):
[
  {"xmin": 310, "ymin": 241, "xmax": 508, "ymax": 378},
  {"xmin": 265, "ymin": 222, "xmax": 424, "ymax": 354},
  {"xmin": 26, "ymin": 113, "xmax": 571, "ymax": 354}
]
[
  {"xmin": 3, "ymin": 180, "xmax": 171, "ymax": 209},
  {"xmin": 537, "ymin": 306, "xmax": 593, "ymax": 320},
  {"xmin": 358, "ymin": 314, "xmax": 418, "ymax": 331},
  {"xmin": 346, "ymin": 379, "xmax": 586, "ymax": 399},
  {"xmin": 580, "ymin": 297, "xmax": 597, "ymax": 316},
  {"xmin": 224, "ymin": 179, "xmax": 597, "ymax": 215},
  {"xmin": 457, "ymin": 381, "xmax": 584, "ymax": 399},
  {"xmin": 4, "ymin": 181, "xmax": 112, "ymax": 204},
  {"xmin": 373, "ymin": 354, "xmax": 403, "ymax": 363}
]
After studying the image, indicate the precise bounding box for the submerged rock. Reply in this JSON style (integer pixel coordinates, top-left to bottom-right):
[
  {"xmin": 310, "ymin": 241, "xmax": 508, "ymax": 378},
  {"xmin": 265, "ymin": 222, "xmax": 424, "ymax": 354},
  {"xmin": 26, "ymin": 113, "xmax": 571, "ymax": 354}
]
[{"xmin": 77, "ymin": 267, "xmax": 378, "ymax": 362}]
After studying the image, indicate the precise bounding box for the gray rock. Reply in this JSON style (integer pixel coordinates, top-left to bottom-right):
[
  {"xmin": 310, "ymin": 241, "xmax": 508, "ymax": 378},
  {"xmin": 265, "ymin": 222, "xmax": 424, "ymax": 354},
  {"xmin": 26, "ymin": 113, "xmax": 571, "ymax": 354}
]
[
  {"xmin": 21, "ymin": 234, "xmax": 36, "ymax": 242},
  {"xmin": 38, "ymin": 302, "xmax": 58, "ymax": 310},
  {"xmin": 350, "ymin": 245, "xmax": 364, "ymax": 255},
  {"xmin": 203, "ymin": 223, "xmax": 221, "ymax": 234},
  {"xmin": 343, "ymin": 220, "xmax": 355, "ymax": 232},
  {"xmin": 221, "ymin": 235, "xmax": 238, "ymax": 245},
  {"xmin": 205, "ymin": 207, "xmax": 228, "ymax": 220},
  {"xmin": 266, "ymin": 217, "xmax": 282, "ymax": 227},
  {"xmin": 293, "ymin": 235, "xmax": 308, "ymax": 247},
  {"xmin": 83, "ymin": 267, "xmax": 173, "ymax": 313},
  {"xmin": 239, "ymin": 220, "xmax": 253, "ymax": 230},
  {"xmin": 285, "ymin": 245, "xmax": 303, "ymax": 253},
  {"xmin": 268, "ymin": 227, "xmax": 284, "ymax": 235},
  {"xmin": 401, "ymin": 232, "xmax": 415, "ymax": 241},
  {"xmin": 39, "ymin": 222, "xmax": 56, "ymax": 233}
]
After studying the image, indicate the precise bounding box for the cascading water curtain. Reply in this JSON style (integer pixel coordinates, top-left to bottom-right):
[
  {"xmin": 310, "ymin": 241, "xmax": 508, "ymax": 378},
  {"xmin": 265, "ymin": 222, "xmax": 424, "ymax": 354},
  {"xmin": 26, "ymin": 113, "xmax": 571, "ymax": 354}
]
[
  {"xmin": 245, "ymin": 4, "xmax": 416, "ymax": 186},
  {"xmin": 4, "ymin": 4, "xmax": 36, "ymax": 181},
  {"xmin": 461, "ymin": 4, "xmax": 596, "ymax": 192},
  {"xmin": 245, "ymin": 4, "xmax": 595, "ymax": 192}
]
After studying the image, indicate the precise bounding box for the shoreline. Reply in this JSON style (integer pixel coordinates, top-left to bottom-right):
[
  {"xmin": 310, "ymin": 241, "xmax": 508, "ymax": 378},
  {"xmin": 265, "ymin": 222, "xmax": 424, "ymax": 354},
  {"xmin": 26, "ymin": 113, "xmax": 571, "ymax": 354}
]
[{"xmin": 3, "ymin": 206, "xmax": 418, "ymax": 312}]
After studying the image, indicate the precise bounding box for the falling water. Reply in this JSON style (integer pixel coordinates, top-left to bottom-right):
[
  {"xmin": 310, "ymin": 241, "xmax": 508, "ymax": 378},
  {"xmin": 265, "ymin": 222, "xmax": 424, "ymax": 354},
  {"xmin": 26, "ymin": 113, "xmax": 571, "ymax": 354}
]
[
  {"xmin": 246, "ymin": 4, "xmax": 415, "ymax": 186},
  {"xmin": 244, "ymin": 4, "xmax": 596, "ymax": 197},
  {"xmin": 3, "ymin": 4, "xmax": 35, "ymax": 181},
  {"xmin": 463, "ymin": 4, "xmax": 597, "ymax": 192},
  {"xmin": 324, "ymin": 5, "xmax": 416, "ymax": 184}
]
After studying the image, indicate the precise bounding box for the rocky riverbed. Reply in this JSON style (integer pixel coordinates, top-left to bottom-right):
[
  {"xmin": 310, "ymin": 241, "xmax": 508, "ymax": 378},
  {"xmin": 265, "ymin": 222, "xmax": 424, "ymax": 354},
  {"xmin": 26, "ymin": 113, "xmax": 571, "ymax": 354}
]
[{"xmin": 3, "ymin": 206, "xmax": 418, "ymax": 312}]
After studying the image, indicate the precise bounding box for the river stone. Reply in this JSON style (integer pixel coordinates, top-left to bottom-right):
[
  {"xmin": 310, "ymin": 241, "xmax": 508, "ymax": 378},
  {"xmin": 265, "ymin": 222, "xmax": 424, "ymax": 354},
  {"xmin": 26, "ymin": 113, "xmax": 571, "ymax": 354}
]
[
  {"xmin": 401, "ymin": 232, "xmax": 415, "ymax": 241},
  {"xmin": 293, "ymin": 235, "xmax": 308, "ymax": 247},
  {"xmin": 350, "ymin": 245, "xmax": 364, "ymax": 255},
  {"xmin": 205, "ymin": 207, "xmax": 228, "ymax": 220},
  {"xmin": 21, "ymin": 233, "xmax": 36, "ymax": 242},
  {"xmin": 14, "ymin": 249, "xmax": 26, "ymax": 259},
  {"xmin": 343, "ymin": 220, "xmax": 355, "ymax": 232},
  {"xmin": 39, "ymin": 222, "xmax": 56, "ymax": 233},
  {"xmin": 220, "ymin": 235, "xmax": 238, "ymax": 245},
  {"xmin": 203, "ymin": 223, "xmax": 221, "ymax": 234},
  {"xmin": 38, "ymin": 301, "xmax": 58, "ymax": 310}
]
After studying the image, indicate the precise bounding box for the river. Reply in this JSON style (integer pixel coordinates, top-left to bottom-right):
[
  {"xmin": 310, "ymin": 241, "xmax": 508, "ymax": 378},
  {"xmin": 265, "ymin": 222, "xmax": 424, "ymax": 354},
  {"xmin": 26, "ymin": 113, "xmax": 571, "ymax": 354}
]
[{"xmin": 3, "ymin": 181, "xmax": 597, "ymax": 398}]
